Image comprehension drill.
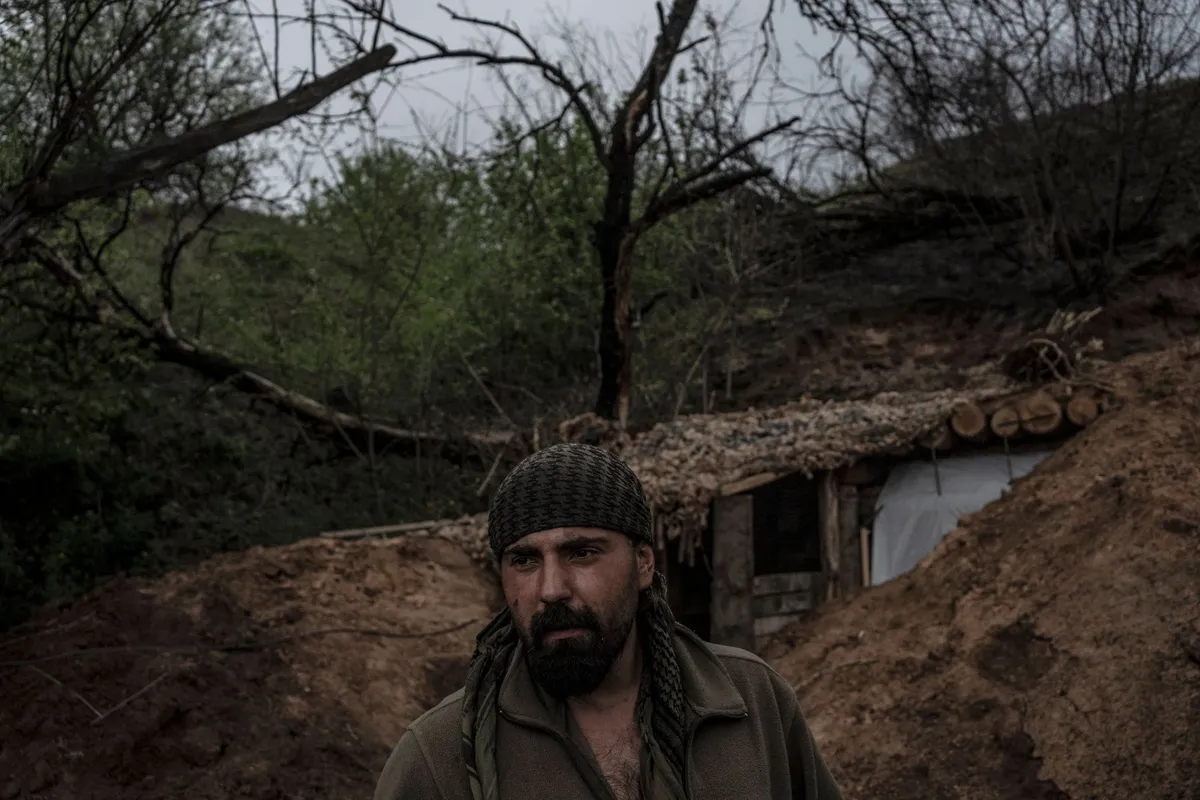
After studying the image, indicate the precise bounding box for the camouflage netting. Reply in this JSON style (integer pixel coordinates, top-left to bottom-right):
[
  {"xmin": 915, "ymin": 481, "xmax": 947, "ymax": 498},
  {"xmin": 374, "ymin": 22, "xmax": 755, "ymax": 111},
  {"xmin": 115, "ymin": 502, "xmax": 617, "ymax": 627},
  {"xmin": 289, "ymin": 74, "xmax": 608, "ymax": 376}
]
[
  {"xmin": 619, "ymin": 388, "xmax": 1015, "ymax": 556},
  {"xmin": 337, "ymin": 388, "xmax": 1034, "ymax": 564}
]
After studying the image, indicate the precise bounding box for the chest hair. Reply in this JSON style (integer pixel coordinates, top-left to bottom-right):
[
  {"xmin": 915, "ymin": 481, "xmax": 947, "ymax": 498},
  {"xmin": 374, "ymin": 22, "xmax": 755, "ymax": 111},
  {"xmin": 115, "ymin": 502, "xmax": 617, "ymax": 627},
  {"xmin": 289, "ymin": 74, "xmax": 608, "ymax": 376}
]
[{"xmin": 583, "ymin": 721, "xmax": 643, "ymax": 800}]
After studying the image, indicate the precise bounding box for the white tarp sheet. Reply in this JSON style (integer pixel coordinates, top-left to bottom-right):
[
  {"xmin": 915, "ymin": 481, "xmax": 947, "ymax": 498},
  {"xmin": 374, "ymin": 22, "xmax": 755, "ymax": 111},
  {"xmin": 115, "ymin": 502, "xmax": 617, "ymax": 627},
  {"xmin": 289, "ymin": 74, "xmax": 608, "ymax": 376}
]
[{"xmin": 870, "ymin": 450, "xmax": 1052, "ymax": 585}]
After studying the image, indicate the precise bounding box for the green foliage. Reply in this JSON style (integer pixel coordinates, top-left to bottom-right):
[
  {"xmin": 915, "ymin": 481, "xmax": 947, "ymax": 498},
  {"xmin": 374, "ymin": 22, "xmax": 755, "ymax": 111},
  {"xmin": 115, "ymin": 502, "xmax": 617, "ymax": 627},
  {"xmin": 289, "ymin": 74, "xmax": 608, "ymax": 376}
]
[
  {"xmin": 0, "ymin": 290, "xmax": 152, "ymax": 626},
  {"xmin": 0, "ymin": 53, "xmax": 752, "ymax": 629}
]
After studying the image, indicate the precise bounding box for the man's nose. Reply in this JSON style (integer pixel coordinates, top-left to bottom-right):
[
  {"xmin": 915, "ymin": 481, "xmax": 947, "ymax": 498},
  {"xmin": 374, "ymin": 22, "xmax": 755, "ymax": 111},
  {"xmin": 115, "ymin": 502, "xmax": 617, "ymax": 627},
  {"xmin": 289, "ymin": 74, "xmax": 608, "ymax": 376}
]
[{"xmin": 537, "ymin": 557, "xmax": 571, "ymax": 604}]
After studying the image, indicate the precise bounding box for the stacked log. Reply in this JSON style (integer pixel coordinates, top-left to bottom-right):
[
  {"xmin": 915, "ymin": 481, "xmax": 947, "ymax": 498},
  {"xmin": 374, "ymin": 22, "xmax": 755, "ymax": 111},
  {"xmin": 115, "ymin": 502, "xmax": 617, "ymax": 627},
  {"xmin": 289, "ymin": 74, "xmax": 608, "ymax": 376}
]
[
  {"xmin": 950, "ymin": 402, "xmax": 988, "ymax": 441},
  {"xmin": 1017, "ymin": 390, "xmax": 1062, "ymax": 435},
  {"xmin": 1066, "ymin": 388, "xmax": 1101, "ymax": 426},
  {"xmin": 902, "ymin": 381, "xmax": 1120, "ymax": 463},
  {"xmin": 990, "ymin": 404, "xmax": 1021, "ymax": 438},
  {"xmin": 944, "ymin": 383, "xmax": 1118, "ymax": 447}
]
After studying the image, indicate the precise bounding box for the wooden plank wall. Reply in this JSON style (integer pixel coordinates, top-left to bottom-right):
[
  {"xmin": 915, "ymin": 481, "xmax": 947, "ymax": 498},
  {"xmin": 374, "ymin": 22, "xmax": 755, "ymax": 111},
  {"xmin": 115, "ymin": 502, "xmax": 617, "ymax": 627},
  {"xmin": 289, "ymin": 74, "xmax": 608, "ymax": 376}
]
[
  {"xmin": 710, "ymin": 468, "xmax": 875, "ymax": 652},
  {"xmin": 752, "ymin": 571, "xmax": 815, "ymax": 650}
]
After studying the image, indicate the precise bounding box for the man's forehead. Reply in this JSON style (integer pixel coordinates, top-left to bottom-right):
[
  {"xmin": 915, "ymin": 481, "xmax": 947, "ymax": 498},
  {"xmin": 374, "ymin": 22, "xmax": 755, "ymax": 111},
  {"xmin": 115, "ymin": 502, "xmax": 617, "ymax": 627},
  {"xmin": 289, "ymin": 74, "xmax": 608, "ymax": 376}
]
[{"xmin": 506, "ymin": 526, "xmax": 621, "ymax": 551}]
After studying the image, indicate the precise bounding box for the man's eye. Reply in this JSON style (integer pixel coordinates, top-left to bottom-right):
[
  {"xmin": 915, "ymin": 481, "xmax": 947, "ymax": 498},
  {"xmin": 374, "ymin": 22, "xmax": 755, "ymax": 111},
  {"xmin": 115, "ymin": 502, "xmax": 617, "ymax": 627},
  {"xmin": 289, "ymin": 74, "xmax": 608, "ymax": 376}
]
[{"xmin": 571, "ymin": 548, "xmax": 599, "ymax": 560}]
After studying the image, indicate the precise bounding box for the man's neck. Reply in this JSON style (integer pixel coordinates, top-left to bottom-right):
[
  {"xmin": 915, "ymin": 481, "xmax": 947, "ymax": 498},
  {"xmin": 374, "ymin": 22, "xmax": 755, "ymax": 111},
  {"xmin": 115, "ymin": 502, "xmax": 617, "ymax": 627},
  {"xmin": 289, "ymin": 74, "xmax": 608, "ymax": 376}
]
[{"xmin": 567, "ymin": 624, "xmax": 644, "ymax": 718}]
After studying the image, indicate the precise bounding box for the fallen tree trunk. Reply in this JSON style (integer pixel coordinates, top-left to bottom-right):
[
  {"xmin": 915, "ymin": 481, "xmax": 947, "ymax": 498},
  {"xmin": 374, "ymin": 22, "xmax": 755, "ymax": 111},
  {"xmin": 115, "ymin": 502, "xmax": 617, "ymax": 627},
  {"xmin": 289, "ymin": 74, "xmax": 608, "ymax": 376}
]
[
  {"xmin": 154, "ymin": 333, "xmax": 515, "ymax": 462},
  {"xmin": 18, "ymin": 236, "xmax": 514, "ymax": 463}
]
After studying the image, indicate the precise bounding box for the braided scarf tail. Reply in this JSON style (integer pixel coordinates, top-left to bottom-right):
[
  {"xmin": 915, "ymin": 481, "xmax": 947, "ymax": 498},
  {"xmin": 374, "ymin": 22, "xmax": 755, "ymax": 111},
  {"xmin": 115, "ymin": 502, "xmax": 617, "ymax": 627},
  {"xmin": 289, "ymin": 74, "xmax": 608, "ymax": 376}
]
[
  {"xmin": 460, "ymin": 573, "xmax": 690, "ymax": 800},
  {"xmin": 461, "ymin": 608, "xmax": 517, "ymax": 800},
  {"xmin": 637, "ymin": 571, "xmax": 689, "ymax": 792}
]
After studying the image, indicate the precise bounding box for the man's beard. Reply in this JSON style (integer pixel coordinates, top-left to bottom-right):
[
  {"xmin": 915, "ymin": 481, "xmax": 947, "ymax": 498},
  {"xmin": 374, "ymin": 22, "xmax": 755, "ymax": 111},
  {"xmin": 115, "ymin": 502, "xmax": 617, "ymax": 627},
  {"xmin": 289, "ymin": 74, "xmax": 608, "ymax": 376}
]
[{"xmin": 522, "ymin": 599, "xmax": 637, "ymax": 700}]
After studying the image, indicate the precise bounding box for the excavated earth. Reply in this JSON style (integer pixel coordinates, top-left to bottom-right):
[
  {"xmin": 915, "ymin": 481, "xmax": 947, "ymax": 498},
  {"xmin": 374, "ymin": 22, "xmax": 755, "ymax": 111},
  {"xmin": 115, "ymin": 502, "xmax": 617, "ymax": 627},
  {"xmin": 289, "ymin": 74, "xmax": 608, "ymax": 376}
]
[
  {"xmin": 0, "ymin": 536, "xmax": 501, "ymax": 800},
  {"xmin": 766, "ymin": 341, "xmax": 1200, "ymax": 799},
  {"xmin": 1, "ymin": 342, "xmax": 1199, "ymax": 799}
]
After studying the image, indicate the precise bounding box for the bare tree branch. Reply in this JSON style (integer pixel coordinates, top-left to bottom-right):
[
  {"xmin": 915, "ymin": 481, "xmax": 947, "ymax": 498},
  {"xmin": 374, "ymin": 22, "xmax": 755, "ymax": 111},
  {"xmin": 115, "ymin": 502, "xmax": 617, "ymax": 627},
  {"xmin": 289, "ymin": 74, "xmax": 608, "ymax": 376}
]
[
  {"xmin": 336, "ymin": 1, "xmax": 611, "ymax": 167},
  {"xmin": 14, "ymin": 232, "xmax": 514, "ymax": 462},
  {"xmin": 638, "ymin": 116, "xmax": 798, "ymax": 231},
  {"xmin": 21, "ymin": 45, "xmax": 396, "ymax": 216}
]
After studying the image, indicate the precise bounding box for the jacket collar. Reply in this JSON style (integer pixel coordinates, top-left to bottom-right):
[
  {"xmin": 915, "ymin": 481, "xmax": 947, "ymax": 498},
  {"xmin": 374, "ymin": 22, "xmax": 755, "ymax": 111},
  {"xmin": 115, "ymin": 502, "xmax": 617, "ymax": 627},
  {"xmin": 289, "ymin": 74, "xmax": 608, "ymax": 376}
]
[{"xmin": 497, "ymin": 623, "xmax": 747, "ymax": 731}]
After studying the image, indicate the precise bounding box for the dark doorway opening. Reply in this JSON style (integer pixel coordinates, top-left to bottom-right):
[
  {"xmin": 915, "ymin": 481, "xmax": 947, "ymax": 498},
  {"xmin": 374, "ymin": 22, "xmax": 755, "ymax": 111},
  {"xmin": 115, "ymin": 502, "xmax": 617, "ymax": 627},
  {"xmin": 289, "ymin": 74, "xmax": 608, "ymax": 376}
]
[
  {"xmin": 751, "ymin": 472, "xmax": 821, "ymax": 575},
  {"xmin": 665, "ymin": 519, "xmax": 714, "ymax": 641}
]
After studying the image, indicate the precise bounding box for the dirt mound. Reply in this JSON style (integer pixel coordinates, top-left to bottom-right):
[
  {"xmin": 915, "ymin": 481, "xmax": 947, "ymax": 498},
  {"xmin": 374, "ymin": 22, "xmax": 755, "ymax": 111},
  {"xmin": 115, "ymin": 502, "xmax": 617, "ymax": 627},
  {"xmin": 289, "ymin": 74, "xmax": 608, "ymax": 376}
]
[
  {"xmin": 0, "ymin": 535, "xmax": 500, "ymax": 799},
  {"xmin": 5, "ymin": 342, "xmax": 1200, "ymax": 800},
  {"xmin": 766, "ymin": 342, "xmax": 1200, "ymax": 799}
]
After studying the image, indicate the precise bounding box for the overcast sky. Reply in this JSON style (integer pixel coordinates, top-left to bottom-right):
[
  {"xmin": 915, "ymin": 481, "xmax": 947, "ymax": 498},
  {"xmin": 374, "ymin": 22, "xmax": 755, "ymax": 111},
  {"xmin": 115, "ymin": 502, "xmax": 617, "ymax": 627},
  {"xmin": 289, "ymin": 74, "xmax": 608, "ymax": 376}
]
[{"xmin": 250, "ymin": 0, "xmax": 857, "ymax": 198}]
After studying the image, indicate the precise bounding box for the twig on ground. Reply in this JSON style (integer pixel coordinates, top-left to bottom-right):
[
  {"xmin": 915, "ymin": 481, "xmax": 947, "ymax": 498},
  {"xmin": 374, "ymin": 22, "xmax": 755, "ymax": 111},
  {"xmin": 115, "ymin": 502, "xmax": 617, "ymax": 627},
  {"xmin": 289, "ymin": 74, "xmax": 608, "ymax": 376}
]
[
  {"xmin": 91, "ymin": 673, "xmax": 170, "ymax": 725},
  {"xmin": 27, "ymin": 665, "xmax": 103, "ymax": 718}
]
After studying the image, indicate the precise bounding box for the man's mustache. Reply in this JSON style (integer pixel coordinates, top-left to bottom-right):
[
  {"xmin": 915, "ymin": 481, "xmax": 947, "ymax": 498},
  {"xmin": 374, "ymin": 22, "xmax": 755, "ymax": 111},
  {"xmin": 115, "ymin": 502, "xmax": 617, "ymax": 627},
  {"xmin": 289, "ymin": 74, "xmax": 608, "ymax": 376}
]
[{"xmin": 530, "ymin": 602, "xmax": 601, "ymax": 643}]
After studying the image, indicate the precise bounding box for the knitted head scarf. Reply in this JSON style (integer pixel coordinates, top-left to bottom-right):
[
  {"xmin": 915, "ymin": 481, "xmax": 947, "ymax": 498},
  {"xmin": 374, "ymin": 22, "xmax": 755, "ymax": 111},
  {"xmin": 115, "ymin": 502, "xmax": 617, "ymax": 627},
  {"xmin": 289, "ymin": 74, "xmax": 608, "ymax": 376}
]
[{"xmin": 460, "ymin": 443, "xmax": 688, "ymax": 800}]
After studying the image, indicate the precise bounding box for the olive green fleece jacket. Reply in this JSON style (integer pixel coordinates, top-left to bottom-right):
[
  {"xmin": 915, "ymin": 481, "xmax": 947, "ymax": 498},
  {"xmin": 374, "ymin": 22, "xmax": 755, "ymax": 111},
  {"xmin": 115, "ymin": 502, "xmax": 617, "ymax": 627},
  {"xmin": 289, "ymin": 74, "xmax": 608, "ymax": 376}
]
[{"xmin": 374, "ymin": 625, "xmax": 843, "ymax": 800}]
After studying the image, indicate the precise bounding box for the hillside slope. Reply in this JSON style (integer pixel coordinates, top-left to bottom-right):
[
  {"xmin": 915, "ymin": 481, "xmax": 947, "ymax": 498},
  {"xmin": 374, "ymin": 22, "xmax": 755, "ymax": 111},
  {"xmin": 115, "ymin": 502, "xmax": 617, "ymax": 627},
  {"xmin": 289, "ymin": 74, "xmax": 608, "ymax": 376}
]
[
  {"xmin": 2, "ymin": 342, "xmax": 1199, "ymax": 799},
  {"xmin": 766, "ymin": 342, "xmax": 1200, "ymax": 799}
]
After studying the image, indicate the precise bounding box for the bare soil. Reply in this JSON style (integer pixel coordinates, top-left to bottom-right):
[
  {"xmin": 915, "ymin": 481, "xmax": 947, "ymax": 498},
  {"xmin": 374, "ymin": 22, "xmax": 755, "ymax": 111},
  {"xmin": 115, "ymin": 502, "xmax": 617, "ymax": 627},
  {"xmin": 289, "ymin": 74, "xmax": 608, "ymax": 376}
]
[
  {"xmin": 766, "ymin": 341, "xmax": 1200, "ymax": 799},
  {"xmin": 730, "ymin": 265, "xmax": 1200, "ymax": 409},
  {"xmin": 3, "ymin": 339, "xmax": 1199, "ymax": 800},
  {"xmin": 0, "ymin": 536, "xmax": 501, "ymax": 800}
]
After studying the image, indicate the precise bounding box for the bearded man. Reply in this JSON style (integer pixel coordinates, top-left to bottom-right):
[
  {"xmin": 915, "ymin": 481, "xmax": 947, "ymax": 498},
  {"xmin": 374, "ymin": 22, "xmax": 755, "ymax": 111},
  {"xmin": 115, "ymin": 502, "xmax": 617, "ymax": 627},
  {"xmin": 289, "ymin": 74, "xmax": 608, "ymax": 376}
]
[{"xmin": 375, "ymin": 443, "xmax": 842, "ymax": 800}]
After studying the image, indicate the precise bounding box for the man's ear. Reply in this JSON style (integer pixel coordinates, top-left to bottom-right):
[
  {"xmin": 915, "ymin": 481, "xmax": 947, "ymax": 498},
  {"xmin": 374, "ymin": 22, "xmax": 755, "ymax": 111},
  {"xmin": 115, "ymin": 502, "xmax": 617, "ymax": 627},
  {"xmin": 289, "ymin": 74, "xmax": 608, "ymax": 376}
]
[{"xmin": 635, "ymin": 541, "xmax": 655, "ymax": 590}]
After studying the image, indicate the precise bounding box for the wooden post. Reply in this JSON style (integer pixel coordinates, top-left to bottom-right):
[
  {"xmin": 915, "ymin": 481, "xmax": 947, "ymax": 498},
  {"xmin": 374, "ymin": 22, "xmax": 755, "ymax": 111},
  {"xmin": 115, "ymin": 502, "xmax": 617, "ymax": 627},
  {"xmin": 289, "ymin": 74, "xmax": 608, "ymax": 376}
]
[
  {"xmin": 709, "ymin": 494, "xmax": 755, "ymax": 651},
  {"xmin": 818, "ymin": 472, "xmax": 840, "ymax": 602},
  {"xmin": 838, "ymin": 484, "xmax": 861, "ymax": 593},
  {"xmin": 859, "ymin": 526, "xmax": 871, "ymax": 587}
]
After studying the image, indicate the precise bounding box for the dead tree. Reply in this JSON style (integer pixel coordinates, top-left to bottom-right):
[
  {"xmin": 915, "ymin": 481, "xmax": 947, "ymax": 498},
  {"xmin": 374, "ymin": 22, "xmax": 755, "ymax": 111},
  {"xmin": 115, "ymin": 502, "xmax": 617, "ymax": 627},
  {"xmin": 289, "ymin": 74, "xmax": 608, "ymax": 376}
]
[{"xmin": 348, "ymin": 1, "xmax": 801, "ymax": 427}]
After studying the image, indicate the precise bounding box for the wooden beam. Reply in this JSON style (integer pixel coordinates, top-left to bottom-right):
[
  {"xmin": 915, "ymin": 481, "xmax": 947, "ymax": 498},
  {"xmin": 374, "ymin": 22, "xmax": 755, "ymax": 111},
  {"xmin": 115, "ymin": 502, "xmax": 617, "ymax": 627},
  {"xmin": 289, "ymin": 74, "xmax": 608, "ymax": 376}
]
[
  {"xmin": 752, "ymin": 591, "xmax": 813, "ymax": 616},
  {"xmin": 818, "ymin": 471, "xmax": 840, "ymax": 603},
  {"xmin": 719, "ymin": 472, "xmax": 779, "ymax": 496},
  {"xmin": 838, "ymin": 485, "xmax": 862, "ymax": 592},
  {"xmin": 752, "ymin": 571, "xmax": 815, "ymax": 596},
  {"xmin": 709, "ymin": 494, "xmax": 755, "ymax": 651},
  {"xmin": 320, "ymin": 517, "xmax": 462, "ymax": 540}
]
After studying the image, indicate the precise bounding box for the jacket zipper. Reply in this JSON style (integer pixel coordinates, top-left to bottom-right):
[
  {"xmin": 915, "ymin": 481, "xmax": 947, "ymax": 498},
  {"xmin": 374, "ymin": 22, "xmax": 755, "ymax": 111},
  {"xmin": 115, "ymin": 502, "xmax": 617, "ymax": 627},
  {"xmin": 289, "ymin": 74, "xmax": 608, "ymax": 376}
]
[
  {"xmin": 498, "ymin": 708, "xmax": 617, "ymax": 800},
  {"xmin": 682, "ymin": 709, "xmax": 748, "ymax": 797}
]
